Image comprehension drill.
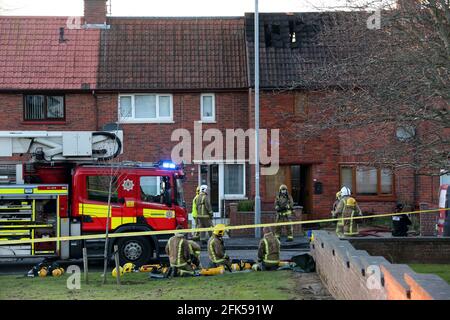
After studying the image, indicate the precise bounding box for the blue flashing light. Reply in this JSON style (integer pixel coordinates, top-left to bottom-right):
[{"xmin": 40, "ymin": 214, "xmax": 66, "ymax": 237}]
[{"xmin": 161, "ymin": 161, "xmax": 177, "ymax": 169}]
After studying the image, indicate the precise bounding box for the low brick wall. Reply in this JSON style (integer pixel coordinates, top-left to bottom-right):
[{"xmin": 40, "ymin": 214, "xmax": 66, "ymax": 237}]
[
  {"xmin": 348, "ymin": 237, "xmax": 450, "ymax": 264},
  {"xmin": 228, "ymin": 203, "xmax": 302, "ymax": 237},
  {"xmin": 311, "ymin": 230, "xmax": 450, "ymax": 300}
]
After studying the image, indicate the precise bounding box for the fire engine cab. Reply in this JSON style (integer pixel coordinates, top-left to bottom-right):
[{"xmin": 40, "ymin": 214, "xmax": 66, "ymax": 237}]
[{"xmin": 0, "ymin": 131, "xmax": 187, "ymax": 265}]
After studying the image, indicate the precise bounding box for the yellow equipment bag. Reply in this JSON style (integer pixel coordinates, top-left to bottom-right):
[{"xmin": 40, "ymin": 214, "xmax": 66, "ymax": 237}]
[
  {"xmin": 242, "ymin": 263, "xmax": 252, "ymax": 270},
  {"xmin": 139, "ymin": 264, "xmax": 161, "ymax": 273},
  {"xmin": 199, "ymin": 265, "xmax": 225, "ymax": 276}
]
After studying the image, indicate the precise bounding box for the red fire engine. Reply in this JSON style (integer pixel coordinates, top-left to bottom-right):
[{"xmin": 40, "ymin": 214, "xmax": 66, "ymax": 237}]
[{"xmin": 0, "ymin": 131, "xmax": 187, "ymax": 265}]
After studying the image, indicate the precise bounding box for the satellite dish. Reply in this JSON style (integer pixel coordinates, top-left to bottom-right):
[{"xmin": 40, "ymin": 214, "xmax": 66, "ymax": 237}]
[{"xmin": 396, "ymin": 125, "xmax": 415, "ymax": 141}]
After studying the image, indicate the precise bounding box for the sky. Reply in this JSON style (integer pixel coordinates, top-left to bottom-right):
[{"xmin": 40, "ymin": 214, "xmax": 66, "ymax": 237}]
[{"xmin": 0, "ymin": 0, "xmax": 371, "ymax": 16}]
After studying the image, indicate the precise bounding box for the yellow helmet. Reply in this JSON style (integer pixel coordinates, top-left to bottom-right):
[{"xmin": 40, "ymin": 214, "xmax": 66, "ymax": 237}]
[
  {"xmin": 336, "ymin": 191, "xmax": 342, "ymax": 200},
  {"xmin": 213, "ymin": 224, "xmax": 226, "ymax": 236},
  {"xmin": 123, "ymin": 263, "xmax": 135, "ymax": 273},
  {"xmin": 38, "ymin": 267, "xmax": 48, "ymax": 277},
  {"xmin": 112, "ymin": 266, "xmax": 124, "ymax": 278},
  {"xmin": 196, "ymin": 186, "xmax": 200, "ymax": 194},
  {"xmin": 345, "ymin": 197, "xmax": 357, "ymax": 207},
  {"xmin": 279, "ymin": 184, "xmax": 288, "ymax": 192},
  {"xmin": 52, "ymin": 268, "xmax": 62, "ymax": 277}
]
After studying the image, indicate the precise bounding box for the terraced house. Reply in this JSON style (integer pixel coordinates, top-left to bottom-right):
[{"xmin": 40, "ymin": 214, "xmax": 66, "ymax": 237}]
[{"xmin": 0, "ymin": 0, "xmax": 442, "ymax": 224}]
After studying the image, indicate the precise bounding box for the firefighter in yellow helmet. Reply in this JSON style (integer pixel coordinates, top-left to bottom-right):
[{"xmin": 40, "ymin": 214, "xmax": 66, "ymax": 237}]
[
  {"xmin": 191, "ymin": 186, "xmax": 201, "ymax": 241},
  {"xmin": 274, "ymin": 184, "xmax": 294, "ymax": 241},
  {"xmin": 165, "ymin": 226, "xmax": 194, "ymax": 276},
  {"xmin": 257, "ymin": 227, "xmax": 280, "ymax": 271},
  {"xmin": 196, "ymin": 185, "xmax": 214, "ymax": 244},
  {"xmin": 331, "ymin": 191, "xmax": 343, "ymax": 234},
  {"xmin": 207, "ymin": 224, "xmax": 232, "ymax": 271},
  {"xmin": 334, "ymin": 186, "xmax": 362, "ymax": 237}
]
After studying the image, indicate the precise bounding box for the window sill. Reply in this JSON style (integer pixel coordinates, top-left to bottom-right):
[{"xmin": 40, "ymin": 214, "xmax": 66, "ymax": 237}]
[
  {"xmin": 198, "ymin": 120, "xmax": 216, "ymax": 124},
  {"xmin": 356, "ymin": 195, "xmax": 396, "ymax": 202},
  {"xmin": 22, "ymin": 121, "xmax": 66, "ymax": 125},
  {"xmin": 223, "ymin": 195, "xmax": 247, "ymax": 200},
  {"xmin": 119, "ymin": 120, "xmax": 175, "ymax": 124}
]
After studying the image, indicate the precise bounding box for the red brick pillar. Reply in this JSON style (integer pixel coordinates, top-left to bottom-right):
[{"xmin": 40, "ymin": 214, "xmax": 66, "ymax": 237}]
[
  {"xmin": 229, "ymin": 203, "xmax": 238, "ymax": 237},
  {"xmin": 419, "ymin": 203, "xmax": 438, "ymax": 236},
  {"xmin": 293, "ymin": 206, "xmax": 303, "ymax": 236}
]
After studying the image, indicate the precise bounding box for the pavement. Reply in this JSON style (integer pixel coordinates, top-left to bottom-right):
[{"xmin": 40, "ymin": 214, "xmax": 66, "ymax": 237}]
[{"xmin": 0, "ymin": 237, "xmax": 311, "ymax": 275}]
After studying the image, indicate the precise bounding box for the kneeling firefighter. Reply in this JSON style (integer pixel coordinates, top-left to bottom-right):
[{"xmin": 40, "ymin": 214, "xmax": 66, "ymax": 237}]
[
  {"xmin": 334, "ymin": 186, "xmax": 362, "ymax": 237},
  {"xmin": 207, "ymin": 224, "xmax": 232, "ymax": 271},
  {"xmin": 257, "ymin": 227, "xmax": 281, "ymax": 271},
  {"xmin": 392, "ymin": 203, "xmax": 411, "ymax": 237},
  {"xmin": 165, "ymin": 226, "xmax": 194, "ymax": 276},
  {"xmin": 274, "ymin": 184, "xmax": 294, "ymax": 241},
  {"xmin": 188, "ymin": 239, "xmax": 202, "ymax": 269}
]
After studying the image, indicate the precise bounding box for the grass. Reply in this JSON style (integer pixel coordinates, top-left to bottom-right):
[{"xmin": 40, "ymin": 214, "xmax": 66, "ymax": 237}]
[
  {"xmin": 0, "ymin": 270, "xmax": 301, "ymax": 300},
  {"xmin": 409, "ymin": 264, "xmax": 450, "ymax": 284}
]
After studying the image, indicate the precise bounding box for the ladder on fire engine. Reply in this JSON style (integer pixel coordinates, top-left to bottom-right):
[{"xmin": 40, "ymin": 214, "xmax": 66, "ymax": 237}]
[{"xmin": 0, "ymin": 130, "xmax": 123, "ymax": 162}]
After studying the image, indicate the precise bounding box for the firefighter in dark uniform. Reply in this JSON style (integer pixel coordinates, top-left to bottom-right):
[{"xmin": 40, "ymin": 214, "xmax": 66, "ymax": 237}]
[
  {"xmin": 165, "ymin": 227, "xmax": 194, "ymax": 276},
  {"xmin": 274, "ymin": 184, "xmax": 294, "ymax": 241},
  {"xmin": 207, "ymin": 224, "xmax": 232, "ymax": 271},
  {"xmin": 334, "ymin": 186, "xmax": 362, "ymax": 237},
  {"xmin": 196, "ymin": 185, "xmax": 214, "ymax": 244},
  {"xmin": 392, "ymin": 203, "xmax": 411, "ymax": 237},
  {"xmin": 257, "ymin": 227, "xmax": 280, "ymax": 271}
]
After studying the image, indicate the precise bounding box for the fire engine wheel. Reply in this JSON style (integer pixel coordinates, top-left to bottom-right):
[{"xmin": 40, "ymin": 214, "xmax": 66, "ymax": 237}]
[{"xmin": 117, "ymin": 237, "xmax": 153, "ymax": 266}]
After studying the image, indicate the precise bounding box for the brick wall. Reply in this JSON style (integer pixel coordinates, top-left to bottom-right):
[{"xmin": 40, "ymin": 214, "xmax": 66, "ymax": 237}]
[
  {"xmin": 349, "ymin": 237, "xmax": 450, "ymax": 264},
  {"xmin": 0, "ymin": 89, "xmax": 441, "ymax": 225},
  {"xmin": 311, "ymin": 230, "xmax": 450, "ymax": 300},
  {"xmin": 228, "ymin": 202, "xmax": 302, "ymax": 237}
]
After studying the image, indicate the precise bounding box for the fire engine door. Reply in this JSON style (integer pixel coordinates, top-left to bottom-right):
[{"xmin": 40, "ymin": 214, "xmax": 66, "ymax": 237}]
[
  {"xmin": 137, "ymin": 175, "xmax": 176, "ymax": 230},
  {"xmin": 81, "ymin": 175, "xmax": 125, "ymax": 232}
]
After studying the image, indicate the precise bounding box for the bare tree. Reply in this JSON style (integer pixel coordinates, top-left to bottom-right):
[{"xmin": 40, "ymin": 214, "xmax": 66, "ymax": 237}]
[{"xmin": 288, "ymin": 0, "xmax": 449, "ymax": 176}]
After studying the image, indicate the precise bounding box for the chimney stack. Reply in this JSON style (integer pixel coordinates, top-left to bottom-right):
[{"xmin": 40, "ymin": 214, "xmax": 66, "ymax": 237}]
[{"xmin": 84, "ymin": 0, "xmax": 107, "ymax": 25}]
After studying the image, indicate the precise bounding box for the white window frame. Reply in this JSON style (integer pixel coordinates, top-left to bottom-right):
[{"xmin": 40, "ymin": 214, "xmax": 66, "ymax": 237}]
[
  {"xmin": 118, "ymin": 94, "xmax": 173, "ymax": 123},
  {"xmin": 222, "ymin": 163, "xmax": 246, "ymax": 200},
  {"xmin": 200, "ymin": 93, "xmax": 215, "ymax": 123}
]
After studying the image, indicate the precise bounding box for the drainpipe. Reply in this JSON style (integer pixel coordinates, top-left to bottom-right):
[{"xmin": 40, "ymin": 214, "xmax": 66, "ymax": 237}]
[{"xmin": 92, "ymin": 90, "xmax": 99, "ymax": 130}]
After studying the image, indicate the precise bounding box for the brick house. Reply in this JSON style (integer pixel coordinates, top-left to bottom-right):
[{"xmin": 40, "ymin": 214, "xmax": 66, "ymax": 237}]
[{"xmin": 0, "ymin": 1, "xmax": 441, "ymax": 223}]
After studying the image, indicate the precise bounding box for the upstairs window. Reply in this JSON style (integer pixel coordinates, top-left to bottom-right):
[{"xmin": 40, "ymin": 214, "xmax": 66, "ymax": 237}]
[
  {"xmin": 24, "ymin": 95, "xmax": 65, "ymax": 121},
  {"xmin": 119, "ymin": 94, "xmax": 173, "ymax": 123},
  {"xmin": 201, "ymin": 94, "xmax": 215, "ymax": 122}
]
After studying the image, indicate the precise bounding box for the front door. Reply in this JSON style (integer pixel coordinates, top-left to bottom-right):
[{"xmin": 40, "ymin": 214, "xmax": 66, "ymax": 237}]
[{"xmin": 199, "ymin": 164, "xmax": 219, "ymax": 213}]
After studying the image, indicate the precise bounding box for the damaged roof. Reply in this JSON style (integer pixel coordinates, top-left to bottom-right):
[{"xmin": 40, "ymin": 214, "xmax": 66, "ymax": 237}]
[
  {"xmin": 97, "ymin": 17, "xmax": 248, "ymax": 90},
  {"xmin": 245, "ymin": 12, "xmax": 334, "ymax": 89},
  {"xmin": 0, "ymin": 17, "xmax": 100, "ymax": 90}
]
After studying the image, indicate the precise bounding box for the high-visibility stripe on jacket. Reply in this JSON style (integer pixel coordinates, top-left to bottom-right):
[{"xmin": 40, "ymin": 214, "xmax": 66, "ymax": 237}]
[
  {"xmin": 258, "ymin": 232, "xmax": 280, "ymax": 265},
  {"xmin": 188, "ymin": 240, "xmax": 201, "ymax": 257},
  {"xmin": 197, "ymin": 193, "xmax": 213, "ymax": 218},
  {"xmin": 208, "ymin": 235, "xmax": 226, "ymax": 264},
  {"xmin": 165, "ymin": 234, "xmax": 189, "ymax": 268},
  {"xmin": 192, "ymin": 194, "xmax": 199, "ymax": 218}
]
